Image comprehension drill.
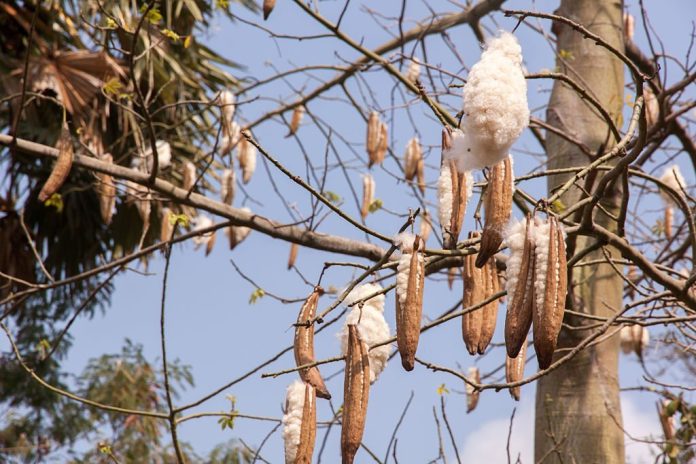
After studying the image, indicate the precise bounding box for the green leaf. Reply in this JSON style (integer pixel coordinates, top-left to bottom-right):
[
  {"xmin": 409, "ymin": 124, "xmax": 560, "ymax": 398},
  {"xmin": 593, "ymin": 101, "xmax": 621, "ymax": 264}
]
[
  {"xmin": 103, "ymin": 77, "xmax": 123, "ymax": 97},
  {"xmin": 216, "ymin": 0, "xmax": 230, "ymax": 9},
  {"xmin": 249, "ymin": 288, "xmax": 265, "ymax": 304},
  {"xmin": 98, "ymin": 442, "xmax": 112, "ymax": 455},
  {"xmin": 161, "ymin": 28, "xmax": 181, "ymax": 42},
  {"xmin": 139, "ymin": 4, "xmax": 163, "ymax": 24},
  {"xmin": 169, "ymin": 212, "xmax": 189, "ymax": 227},
  {"xmin": 105, "ymin": 18, "xmax": 117, "ymax": 29},
  {"xmin": 36, "ymin": 339, "xmax": 51, "ymax": 360},
  {"xmin": 559, "ymin": 49, "xmax": 574, "ymax": 60},
  {"xmin": 550, "ymin": 199, "xmax": 566, "ymax": 213},
  {"xmin": 368, "ymin": 198, "xmax": 383, "ymax": 213},
  {"xmin": 436, "ymin": 383, "xmax": 450, "ymax": 395},
  {"xmin": 44, "ymin": 193, "xmax": 64, "ymax": 213},
  {"xmin": 324, "ymin": 191, "xmax": 341, "ymax": 203}
]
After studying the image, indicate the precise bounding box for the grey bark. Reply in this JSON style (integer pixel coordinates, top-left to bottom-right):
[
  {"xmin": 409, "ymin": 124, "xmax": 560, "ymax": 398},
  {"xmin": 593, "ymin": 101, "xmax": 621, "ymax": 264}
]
[{"xmin": 535, "ymin": 1, "xmax": 627, "ymax": 463}]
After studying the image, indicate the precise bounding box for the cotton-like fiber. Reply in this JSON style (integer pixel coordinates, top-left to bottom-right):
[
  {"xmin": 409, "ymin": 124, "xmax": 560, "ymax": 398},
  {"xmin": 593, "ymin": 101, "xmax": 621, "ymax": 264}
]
[
  {"xmin": 339, "ymin": 283, "xmax": 391, "ymax": 383},
  {"xmin": 454, "ymin": 31, "xmax": 528, "ymax": 171},
  {"xmin": 282, "ymin": 380, "xmax": 307, "ymax": 464},
  {"xmin": 504, "ymin": 218, "xmax": 529, "ymax": 305},
  {"xmin": 659, "ymin": 164, "xmax": 686, "ymax": 204}
]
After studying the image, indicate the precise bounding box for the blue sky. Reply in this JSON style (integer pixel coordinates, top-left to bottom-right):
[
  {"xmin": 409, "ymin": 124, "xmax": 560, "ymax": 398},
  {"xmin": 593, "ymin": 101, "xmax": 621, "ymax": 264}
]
[{"xmin": 25, "ymin": 0, "xmax": 695, "ymax": 462}]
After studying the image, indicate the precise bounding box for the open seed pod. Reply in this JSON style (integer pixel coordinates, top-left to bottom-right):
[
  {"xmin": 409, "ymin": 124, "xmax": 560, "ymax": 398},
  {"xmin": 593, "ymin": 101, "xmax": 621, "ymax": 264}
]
[
  {"xmin": 182, "ymin": 161, "xmax": 196, "ymax": 191},
  {"xmin": 532, "ymin": 215, "xmax": 568, "ymax": 369},
  {"xmin": 294, "ymin": 287, "xmax": 331, "ymax": 400},
  {"xmin": 39, "ymin": 122, "xmax": 74, "ymax": 202},
  {"xmin": 282, "ymin": 380, "xmax": 317, "ymax": 464},
  {"xmin": 505, "ymin": 340, "xmax": 526, "ymax": 401},
  {"xmin": 375, "ymin": 122, "xmax": 388, "ymax": 166},
  {"xmin": 366, "ymin": 111, "xmax": 381, "ymax": 167},
  {"xmin": 419, "ymin": 211, "xmax": 432, "ymax": 243},
  {"xmin": 504, "ymin": 215, "xmax": 536, "ymax": 358},
  {"xmin": 341, "ymin": 325, "xmax": 370, "ymax": 464},
  {"xmin": 438, "ymin": 127, "xmax": 473, "ymax": 249},
  {"xmin": 395, "ymin": 234, "xmax": 425, "ymax": 371},
  {"xmin": 658, "ymin": 165, "xmax": 685, "ymax": 240},
  {"xmin": 406, "ymin": 59, "xmax": 421, "ymax": 83},
  {"xmin": 465, "ymin": 366, "xmax": 480, "ymax": 413},
  {"xmin": 476, "ymin": 155, "xmax": 513, "ymax": 268},
  {"xmin": 160, "ymin": 207, "xmax": 173, "ymax": 243},
  {"xmin": 287, "ymin": 105, "xmax": 305, "ymax": 137}
]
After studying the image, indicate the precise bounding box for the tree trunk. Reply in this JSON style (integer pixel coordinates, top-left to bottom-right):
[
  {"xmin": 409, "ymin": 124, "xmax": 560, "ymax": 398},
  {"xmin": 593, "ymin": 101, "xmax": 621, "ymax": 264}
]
[{"xmin": 535, "ymin": 1, "xmax": 626, "ymax": 463}]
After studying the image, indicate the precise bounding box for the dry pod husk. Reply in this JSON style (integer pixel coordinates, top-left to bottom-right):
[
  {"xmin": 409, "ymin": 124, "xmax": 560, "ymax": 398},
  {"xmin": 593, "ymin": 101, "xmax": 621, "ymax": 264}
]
[
  {"xmin": 447, "ymin": 266, "xmax": 458, "ymax": 290},
  {"xmin": 395, "ymin": 234, "xmax": 425, "ymax": 371},
  {"xmin": 478, "ymin": 258, "xmax": 500, "ymax": 352},
  {"xmin": 238, "ymin": 138, "xmax": 257, "ymax": 184},
  {"xmin": 360, "ymin": 174, "xmax": 375, "ymax": 220},
  {"xmin": 288, "ymin": 242, "xmax": 299, "ymax": 270},
  {"xmin": 192, "ymin": 215, "xmax": 216, "ymax": 256},
  {"xmin": 160, "ymin": 207, "xmax": 173, "ymax": 243},
  {"xmin": 532, "ymin": 215, "xmax": 567, "ymax": 369},
  {"xmin": 465, "ymin": 367, "xmax": 480, "ymax": 413},
  {"xmin": 375, "ymin": 122, "xmax": 388, "ymax": 166},
  {"xmin": 403, "ymin": 137, "xmax": 422, "ymax": 181},
  {"xmin": 282, "ymin": 380, "xmax": 317, "ymax": 464},
  {"xmin": 505, "ymin": 340, "xmax": 526, "ymax": 401},
  {"xmin": 438, "ymin": 128, "xmax": 473, "ymax": 249},
  {"xmin": 96, "ymin": 153, "xmax": 116, "ymax": 224},
  {"xmin": 340, "ymin": 283, "xmax": 391, "ymax": 383},
  {"xmin": 182, "ymin": 161, "xmax": 196, "ymax": 191},
  {"xmin": 366, "ymin": 112, "xmax": 381, "ymax": 167},
  {"xmin": 657, "ymin": 399, "xmax": 675, "ymax": 442},
  {"xmin": 220, "ymin": 90, "xmax": 236, "ymax": 126},
  {"xmin": 263, "ymin": 0, "xmax": 276, "ymax": 20},
  {"xmin": 128, "ymin": 181, "xmax": 152, "ymax": 237},
  {"xmin": 341, "ymin": 325, "xmax": 370, "ymax": 464},
  {"xmin": 287, "ymin": 105, "xmax": 305, "ymax": 137},
  {"xmin": 39, "ymin": 123, "xmax": 74, "ymax": 202},
  {"xmin": 221, "ymin": 168, "xmax": 235, "ymax": 205},
  {"xmin": 294, "ymin": 288, "xmax": 331, "ymax": 399},
  {"xmin": 504, "ymin": 215, "xmax": 536, "ymax": 358},
  {"xmin": 644, "ymin": 87, "xmax": 659, "ymax": 128},
  {"xmin": 227, "ymin": 208, "xmax": 252, "ymax": 249},
  {"xmin": 416, "ymin": 155, "xmax": 426, "ymax": 194},
  {"xmin": 462, "ymin": 232, "xmax": 485, "ymax": 355},
  {"xmin": 476, "ymin": 156, "xmax": 513, "ymax": 268},
  {"xmin": 623, "ymin": 12, "xmax": 635, "ymax": 42}
]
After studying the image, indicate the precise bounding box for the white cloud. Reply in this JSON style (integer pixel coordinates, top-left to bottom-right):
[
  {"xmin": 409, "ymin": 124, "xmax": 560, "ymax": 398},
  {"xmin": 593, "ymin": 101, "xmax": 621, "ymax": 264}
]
[
  {"xmin": 460, "ymin": 400, "xmax": 534, "ymax": 464},
  {"xmin": 458, "ymin": 395, "xmax": 661, "ymax": 463}
]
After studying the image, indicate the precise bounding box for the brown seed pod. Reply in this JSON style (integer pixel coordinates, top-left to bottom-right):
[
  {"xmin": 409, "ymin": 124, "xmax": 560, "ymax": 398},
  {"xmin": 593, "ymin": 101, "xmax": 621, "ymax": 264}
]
[
  {"xmin": 416, "ymin": 155, "xmax": 426, "ymax": 194},
  {"xmin": 375, "ymin": 122, "xmax": 388, "ymax": 166},
  {"xmin": 287, "ymin": 105, "xmax": 305, "ymax": 137},
  {"xmin": 644, "ymin": 86, "xmax": 659, "ymax": 128},
  {"xmin": 221, "ymin": 168, "xmax": 235, "ymax": 205},
  {"xmin": 360, "ymin": 174, "xmax": 375, "ymax": 221},
  {"xmin": 366, "ymin": 112, "xmax": 381, "ymax": 167},
  {"xmin": 395, "ymin": 235, "xmax": 425, "ymax": 371},
  {"xmin": 447, "ymin": 266, "xmax": 458, "ymax": 290},
  {"xmin": 623, "ymin": 12, "xmax": 635, "ymax": 42},
  {"xmin": 465, "ymin": 367, "xmax": 480, "ymax": 413},
  {"xmin": 160, "ymin": 207, "xmax": 173, "ymax": 243},
  {"xmin": 341, "ymin": 325, "xmax": 370, "ymax": 464},
  {"xmin": 664, "ymin": 205, "xmax": 673, "ymax": 239},
  {"xmin": 288, "ymin": 242, "xmax": 299, "ymax": 270},
  {"xmin": 295, "ymin": 288, "xmax": 331, "ymax": 400},
  {"xmin": 532, "ymin": 215, "xmax": 567, "ymax": 369},
  {"xmin": 263, "ymin": 0, "xmax": 276, "ymax": 20},
  {"xmin": 477, "ymin": 258, "xmax": 500, "ymax": 354},
  {"xmin": 476, "ymin": 156, "xmax": 513, "ymax": 268},
  {"xmin": 294, "ymin": 383, "xmax": 317, "ymax": 464},
  {"xmin": 96, "ymin": 153, "xmax": 116, "ymax": 224},
  {"xmin": 238, "ymin": 138, "xmax": 257, "ymax": 185},
  {"xmin": 462, "ymin": 232, "xmax": 485, "ymax": 355},
  {"xmin": 505, "ymin": 340, "xmax": 526, "ymax": 401},
  {"xmin": 438, "ymin": 128, "xmax": 472, "ymax": 249},
  {"xmin": 505, "ymin": 215, "xmax": 536, "ymax": 358},
  {"xmin": 39, "ymin": 123, "xmax": 74, "ymax": 202},
  {"xmin": 182, "ymin": 161, "xmax": 196, "ymax": 191},
  {"xmin": 403, "ymin": 137, "xmax": 421, "ymax": 181}
]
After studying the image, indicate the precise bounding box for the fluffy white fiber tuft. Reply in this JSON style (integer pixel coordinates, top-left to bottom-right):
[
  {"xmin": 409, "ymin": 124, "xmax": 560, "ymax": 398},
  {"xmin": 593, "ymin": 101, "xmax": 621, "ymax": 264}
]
[
  {"xmin": 393, "ymin": 232, "xmax": 417, "ymax": 251},
  {"xmin": 453, "ymin": 31, "xmax": 528, "ymax": 171},
  {"xmin": 282, "ymin": 380, "xmax": 307, "ymax": 464},
  {"xmin": 503, "ymin": 219, "xmax": 529, "ymax": 304},
  {"xmin": 343, "ymin": 282, "xmax": 385, "ymax": 311},
  {"xmin": 659, "ymin": 164, "xmax": 686, "ymax": 204},
  {"xmin": 437, "ymin": 164, "xmax": 454, "ymax": 230},
  {"xmin": 191, "ymin": 215, "xmax": 214, "ymax": 247},
  {"xmin": 339, "ymin": 284, "xmax": 391, "ymax": 383},
  {"xmin": 396, "ymin": 254, "xmax": 411, "ymax": 307}
]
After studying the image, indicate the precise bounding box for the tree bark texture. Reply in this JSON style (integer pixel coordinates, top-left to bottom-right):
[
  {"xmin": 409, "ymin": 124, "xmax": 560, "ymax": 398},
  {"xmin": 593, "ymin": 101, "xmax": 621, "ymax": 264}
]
[{"xmin": 535, "ymin": 1, "xmax": 626, "ymax": 463}]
